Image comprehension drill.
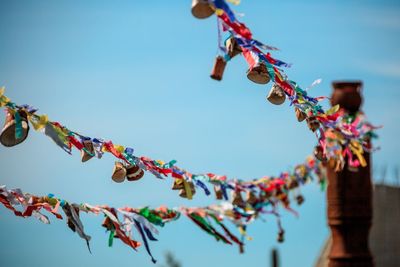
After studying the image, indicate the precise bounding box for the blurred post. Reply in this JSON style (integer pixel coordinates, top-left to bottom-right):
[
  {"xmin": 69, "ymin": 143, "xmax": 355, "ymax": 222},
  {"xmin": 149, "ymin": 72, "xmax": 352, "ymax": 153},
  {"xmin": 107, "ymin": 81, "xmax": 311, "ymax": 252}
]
[
  {"xmin": 271, "ymin": 248, "xmax": 279, "ymax": 267},
  {"xmin": 326, "ymin": 81, "xmax": 374, "ymax": 267}
]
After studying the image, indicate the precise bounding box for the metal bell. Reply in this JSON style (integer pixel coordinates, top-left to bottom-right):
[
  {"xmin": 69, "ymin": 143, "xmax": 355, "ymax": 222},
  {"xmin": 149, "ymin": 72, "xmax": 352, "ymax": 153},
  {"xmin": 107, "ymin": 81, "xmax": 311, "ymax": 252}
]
[
  {"xmin": 306, "ymin": 116, "xmax": 320, "ymax": 132},
  {"xmin": 231, "ymin": 190, "xmax": 246, "ymax": 208},
  {"xmin": 0, "ymin": 109, "xmax": 30, "ymax": 147},
  {"xmin": 295, "ymin": 107, "xmax": 307, "ymax": 122},
  {"xmin": 287, "ymin": 179, "xmax": 299, "ymax": 190},
  {"xmin": 126, "ymin": 164, "xmax": 144, "ymax": 181},
  {"xmin": 191, "ymin": 0, "xmax": 214, "ymax": 19},
  {"xmin": 296, "ymin": 195, "xmax": 305, "ymax": 205},
  {"xmin": 172, "ymin": 179, "xmax": 184, "ymax": 190},
  {"xmin": 210, "ymin": 56, "xmax": 227, "ymax": 81},
  {"xmin": 277, "ymin": 229, "xmax": 285, "ymax": 243},
  {"xmin": 179, "ymin": 181, "xmax": 196, "ymax": 198},
  {"xmin": 246, "ymin": 191, "xmax": 258, "ymax": 206},
  {"xmin": 267, "ymin": 84, "xmax": 286, "ymax": 105},
  {"xmin": 247, "ymin": 63, "xmax": 270, "ymax": 84},
  {"xmin": 214, "ymin": 184, "xmax": 223, "ymax": 200},
  {"xmin": 111, "ymin": 162, "xmax": 126, "ymax": 183},
  {"xmin": 314, "ymin": 145, "xmax": 326, "ymax": 162},
  {"xmin": 225, "ymin": 36, "xmax": 242, "ymax": 59},
  {"xmin": 81, "ymin": 140, "xmax": 95, "ymax": 162}
]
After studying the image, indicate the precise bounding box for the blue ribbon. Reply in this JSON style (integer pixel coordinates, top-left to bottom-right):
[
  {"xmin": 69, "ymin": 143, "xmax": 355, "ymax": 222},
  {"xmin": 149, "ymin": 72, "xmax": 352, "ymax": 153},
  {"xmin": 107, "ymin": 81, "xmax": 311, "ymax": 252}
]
[
  {"xmin": 133, "ymin": 219, "xmax": 157, "ymax": 264},
  {"xmin": 213, "ymin": 0, "xmax": 236, "ymax": 22},
  {"xmin": 195, "ymin": 180, "xmax": 211, "ymax": 196}
]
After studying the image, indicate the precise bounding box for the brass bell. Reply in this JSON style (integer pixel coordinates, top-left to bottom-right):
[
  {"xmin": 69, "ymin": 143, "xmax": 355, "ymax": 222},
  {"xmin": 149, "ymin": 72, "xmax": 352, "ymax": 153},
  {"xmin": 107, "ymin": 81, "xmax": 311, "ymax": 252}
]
[
  {"xmin": 231, "ymin": 190, "xmax": 246, "ymax": 208},
  {"xmin": 306, "ymin": 116, "xmax": 320, "ymax": 132},
  {"xmin": 277, "ymin": 229, "xmax": 285, "ymax": 243},
  {"xmin": 210, "ymin": 56, "xmax": 227, "ymax": 81},
  {"xmin": 295, "ymin": 107, "xmax": 307, "ymax": 122},
  {"xmin": 191, "ymin": 0, "xmax": 214, "ymax": 19},
  {"xmin": 296, "ymin": 195, "xmax": 305, "ymax": 205},
  {"xmin": 287, "ymin": 179, "xmax": 299, "ymax": 190},
  {"xmin": 81, "ymin": 140, "xmax": 95, "ymax": 162},
  {"xmin": 0, "ymin": 109, "xmax": 30, "ymax": 147},
  {"xmin": 267, "ymin": 84, "xmax": 286, "ymax": 105},
  {"xmin": 111, "ymin": 162, "xmax": 126, "ymax": 183},
  {"xmin": 247, "ymin": 63, "xmax": 270, "ymax": 84},
  {"xmin": 314, "ymin": 145, "xmax": 326, "ymax": 162},
  {"xmin": 126, "ymin": 164, "xmax": 144, "ymax": 181},
  {"xmin": 172, "ymin": 179, "xmax": 184, "ymax": 190},
  {"xmin": 214, "ymin": 184, "xmax": 223, "ymax": 200},
  {"xmin": 246, "ymin": 191, "xmax": 258, "ymax": 206},
  {"xmin": 225, "ymin": 36, "xmax": 242, "ymax": 59},
  {"xmin": 179, "ymin": 181, "xmax": 196, "ymax": 199}
]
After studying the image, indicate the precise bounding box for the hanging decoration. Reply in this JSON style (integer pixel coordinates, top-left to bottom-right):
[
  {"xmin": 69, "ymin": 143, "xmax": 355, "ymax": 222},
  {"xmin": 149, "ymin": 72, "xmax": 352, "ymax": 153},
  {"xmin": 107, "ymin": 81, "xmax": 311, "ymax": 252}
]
[
  {"xmin": 0, "ymin": 1, "xmax": 380, "ymax": 260},
  {"xmin": 190, "ymin": 0, "xmax": 380, "ymax": 170},
  {"xmin": 0, "ymin": 88, "xmax": 377, "ymax": 207},
  {"xmin": 1, "ymin": 179, "xmax": 309, "ymax": 263}
]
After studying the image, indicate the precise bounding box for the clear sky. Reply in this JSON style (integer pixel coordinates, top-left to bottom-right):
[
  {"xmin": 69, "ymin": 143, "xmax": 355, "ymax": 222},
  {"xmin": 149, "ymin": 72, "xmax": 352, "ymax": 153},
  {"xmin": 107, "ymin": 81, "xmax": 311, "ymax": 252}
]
[{"xmin": 0, "ymin": 0, "xmax": 399, "ymax": 266}]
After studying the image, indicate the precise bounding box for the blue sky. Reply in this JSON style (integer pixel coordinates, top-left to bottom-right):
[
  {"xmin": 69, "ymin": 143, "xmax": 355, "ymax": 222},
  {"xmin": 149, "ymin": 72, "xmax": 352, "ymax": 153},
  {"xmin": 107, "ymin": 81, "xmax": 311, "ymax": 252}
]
[{"xmin": 0, "ymin": 0, "xmax": 399, "ymax": 266}]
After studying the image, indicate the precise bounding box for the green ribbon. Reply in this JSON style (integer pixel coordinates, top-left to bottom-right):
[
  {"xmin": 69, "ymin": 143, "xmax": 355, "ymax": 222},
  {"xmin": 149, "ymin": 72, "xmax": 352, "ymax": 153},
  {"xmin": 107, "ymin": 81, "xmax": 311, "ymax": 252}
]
[
  {"xmin": 265, "ymin": 61, "xmax": 276, "ymax": 82},
  {"xmin": 320, "ymin": 178, "xmax": 327, "ymax": 191},
  {"xmin": 108, "ymin": 229, "xmax": 115, "ymax": 247},
  {"xmin": 5, "ymin": 102, "xmax": 16, "ymax": 109},
  {"xmin": 163, "ymin": 160, "xmax": 177, "ymax": 169},
  {"xmin": 14, "ymin": 111, "xmax": 23, "ymax": 139},
  {"xmin": 139, "ymin": 207, "xmax": 164, "ymax": 227},
  {"xmin": 190, "ymin": 213, "xmax": 221, "ymax": 241},
  {"xmin": 82, "ymin": 147, "xmax": 94, "ymax": 157},
  {"xmin": 121, "ymin": 152, "xmax": 135, "ymax": 165}
]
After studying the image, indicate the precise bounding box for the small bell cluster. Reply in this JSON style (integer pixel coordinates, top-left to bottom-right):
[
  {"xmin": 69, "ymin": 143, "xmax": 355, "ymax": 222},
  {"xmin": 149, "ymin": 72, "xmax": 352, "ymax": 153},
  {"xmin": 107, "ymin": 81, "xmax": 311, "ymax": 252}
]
[
  {"xmin": 111, "ymin": 162, "xmax": 145, "ymax": 183},
  {"xmin": 210, "ymin": 36, "xmax": 242, "ymax": 81}
]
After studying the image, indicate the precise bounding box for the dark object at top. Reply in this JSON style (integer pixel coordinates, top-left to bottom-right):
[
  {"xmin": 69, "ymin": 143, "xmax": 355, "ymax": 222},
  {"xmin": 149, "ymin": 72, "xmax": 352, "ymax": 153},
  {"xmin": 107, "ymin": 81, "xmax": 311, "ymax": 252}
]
[{"xmin": 331, "ymin": 81, "xmax": 363, "ymax": 113}]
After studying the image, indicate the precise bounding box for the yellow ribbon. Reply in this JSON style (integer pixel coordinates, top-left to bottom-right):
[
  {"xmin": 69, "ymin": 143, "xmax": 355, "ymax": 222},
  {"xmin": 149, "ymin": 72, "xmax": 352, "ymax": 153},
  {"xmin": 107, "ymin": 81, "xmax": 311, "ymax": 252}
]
[
  {"xmin": 238, "ymin": 225, "xmax": 252, "ymax": 241},
  {"xmin": 29, "ymin": 114, "xmax": 49, "ymax": 131},
  {"xmin": 227, "ymin": 0, "xmax": 241, "ymax": 5},
  {"xmin": 215, "ymin": 8, "xmax": 224, "ymax": 16},
  {"xmin": 350, "ymin": 140, "xmax": 367, "ymax": 167},
  {"xmin": 326, "ymin": 104, "xmax": 340, "ymax": 115},
  {"xmin": 155, "ymin": 160, "xmax": 165, "ymax": 166},
  {"xmin": 114, "ymin": 145, "xmax": 125, "ymax": 154},
  {"xmin": 0, "ymin": 87, "xmax": 11, "ymax": 107},
  {"xmin": 297, "ymin": 98, "xmax": 306, "ymax": 104},
  {"xmin": 52, "ymin": 124, "xmax": 69, "ymax": 143},
  {"xmin": 182, "ymin": 179, "xmax": 193, "ymax": 200},
  {"xmin": 275, "ymin": 71, "xmax": 283, "ymax": 82}
]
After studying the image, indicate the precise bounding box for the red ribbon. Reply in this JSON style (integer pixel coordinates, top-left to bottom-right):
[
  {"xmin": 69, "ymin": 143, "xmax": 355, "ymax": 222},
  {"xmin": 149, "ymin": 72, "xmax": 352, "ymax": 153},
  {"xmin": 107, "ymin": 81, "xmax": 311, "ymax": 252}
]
[
  {"xmin": 68, "ymin": 135, "xmax": 84, "ymax": 150},
  {"xmin": 218, "ymin": 13, "xmax": 252, "ymax": 40},
  {"xmin": 0, "ymin": 195, "xmax": 23, "ymax": 217}
]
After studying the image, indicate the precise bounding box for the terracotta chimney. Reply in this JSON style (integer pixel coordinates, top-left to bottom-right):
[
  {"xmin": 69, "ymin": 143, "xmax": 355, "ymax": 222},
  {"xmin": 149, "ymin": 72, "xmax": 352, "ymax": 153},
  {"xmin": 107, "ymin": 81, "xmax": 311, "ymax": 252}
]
[{"xmin": 326, "ymin": 81, "xmax": 374, "ymax": 267}]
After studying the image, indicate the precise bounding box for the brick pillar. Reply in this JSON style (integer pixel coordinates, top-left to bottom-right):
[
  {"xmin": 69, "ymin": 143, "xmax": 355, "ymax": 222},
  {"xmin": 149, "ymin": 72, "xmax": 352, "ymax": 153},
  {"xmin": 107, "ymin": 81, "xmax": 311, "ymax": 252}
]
[{"xmin": 326, "ymin": 81, "xmax": 374, "ymax": 267}]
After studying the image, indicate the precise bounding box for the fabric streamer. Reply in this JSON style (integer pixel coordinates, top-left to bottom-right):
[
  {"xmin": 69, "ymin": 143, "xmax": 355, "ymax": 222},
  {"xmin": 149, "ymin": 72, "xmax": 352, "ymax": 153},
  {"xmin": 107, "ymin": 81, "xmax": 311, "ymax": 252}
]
[{"xmin": 0, "ymin": 184, "xmax": 310, "ymax": 263}]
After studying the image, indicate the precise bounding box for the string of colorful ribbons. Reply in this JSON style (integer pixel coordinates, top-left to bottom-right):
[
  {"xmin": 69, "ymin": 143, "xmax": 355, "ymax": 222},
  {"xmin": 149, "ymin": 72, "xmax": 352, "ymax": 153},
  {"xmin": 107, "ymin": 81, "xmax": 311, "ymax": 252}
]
[
  {"xmin": 0, "ymin": 88, "xmax": 377, "ymax": 264},
  {"xmin": 0, "ymin": 89, "xmax": 376, "ymax": 208},
  {"xmin": 191, "ymin": 0, "xmax": 379, "ymax": 169},
  {"xmin": 1, "ymin": 179, "xmax": 309, "ymax": 263}
]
